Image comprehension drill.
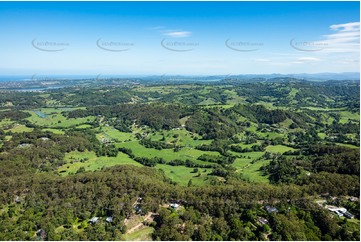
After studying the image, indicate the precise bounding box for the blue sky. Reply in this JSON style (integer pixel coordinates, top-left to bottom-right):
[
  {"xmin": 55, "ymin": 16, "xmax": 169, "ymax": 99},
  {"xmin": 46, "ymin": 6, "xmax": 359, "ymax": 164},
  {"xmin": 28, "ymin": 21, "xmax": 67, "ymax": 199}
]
[{"xmin": 0, "ymin": 1, "xmax": 359, "ymax": 75}]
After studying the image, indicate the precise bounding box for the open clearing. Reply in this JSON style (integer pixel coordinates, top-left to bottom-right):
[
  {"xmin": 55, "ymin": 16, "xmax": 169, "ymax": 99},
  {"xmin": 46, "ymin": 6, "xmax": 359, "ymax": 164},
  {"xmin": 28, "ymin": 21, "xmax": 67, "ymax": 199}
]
[{"xmin": 58, "ymin": 150, "xmax": 142, "ymax": 175}]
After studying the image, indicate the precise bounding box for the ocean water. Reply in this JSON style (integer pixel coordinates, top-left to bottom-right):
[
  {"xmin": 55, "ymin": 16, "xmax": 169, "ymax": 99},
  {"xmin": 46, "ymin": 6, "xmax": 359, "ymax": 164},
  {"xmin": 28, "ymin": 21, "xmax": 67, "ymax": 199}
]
[{"xmin": 0, "ymin": 76, "xmax": 31, "ymax": 82}]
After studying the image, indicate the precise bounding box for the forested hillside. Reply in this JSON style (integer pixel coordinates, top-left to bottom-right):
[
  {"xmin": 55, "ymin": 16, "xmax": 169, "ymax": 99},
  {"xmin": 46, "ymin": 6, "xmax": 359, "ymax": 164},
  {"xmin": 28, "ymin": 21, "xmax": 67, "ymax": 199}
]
[{"xmin": 0, "ymin": 78, "xmax": 359, "ymax": 240}]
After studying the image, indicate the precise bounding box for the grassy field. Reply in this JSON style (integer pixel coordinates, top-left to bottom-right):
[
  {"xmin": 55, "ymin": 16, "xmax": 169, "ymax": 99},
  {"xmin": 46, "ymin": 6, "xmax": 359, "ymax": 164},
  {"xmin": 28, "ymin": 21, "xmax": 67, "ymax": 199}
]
[
  {"xmin": 26, "ymin": 108, "xmax": 95, "ymax": 128},
  {"xmin": 6, "ymin": 124, "xmax": 33, "ymax": 133},
  {"xmin": 266, "ymin": 145, "xmax": 295, "ymax": 153},
  {"xmin": 0, "ymin": 118, "xmax": 14, "ymax": 128},
  {"xmin": 91, "ymin": 125, "xmax": 220, "ymax": 185},
  {"xmin": 287, "ymin": 88, "xmax": 299, "ymax": 99},
  {"xmin": 76, "ymin": 124, "xmax": 93, "ymax": 129},
  {"xmin": 257, "ymin": 131, "xmax": 285, "ymax": 139},
  {"xmin": 124, "ymin": 227, "xmax": 154, "ymax": 241},
  {"xmin": 149, "ymin": 129, "xmax": 211, "ymax": 147},
  {"xmin": 318, "ymin": 132, "xmax": 327, "ymax": 139},
  {"xmin": 336, "ymin": 143, "xmax": 359, "ymax": 149},
  {"xmin": 279, "ymin": 118, "xmax": 293, "ymax": 128},
  {"xmin": 42, "ymin": 128, "xmax": 66, "ymax": 134},
  {"xmin": 96, "ymin": 126, "xmax": 135, "ymax": 142},
  {"xmin": 58, "ymin": 151, "xmax": 142, "ymax": 176},
  {"xmin": 338, "ymin": 111, "xmax": 360, "ymax": 124},
  {"xmin": 4, "ymin": 135, "xmax": 12, "ymax": 141},
  {"xmin": 156, "ymin": 164, "xmax": 212, "ymax": 186},
  {"xmin": 239, "ymin": 159, "xmax": 269, "ymax": 183},
  {"xmin": 232, "ymin": 151, "xmax": 269, "ymax": 183},
  {"xmin": 302, "ymin": 107, "xmax": 344, "ymax": 111},
  {"xmin": 117, "ymin": 141, "xmax": 219, "ymax": 164}
]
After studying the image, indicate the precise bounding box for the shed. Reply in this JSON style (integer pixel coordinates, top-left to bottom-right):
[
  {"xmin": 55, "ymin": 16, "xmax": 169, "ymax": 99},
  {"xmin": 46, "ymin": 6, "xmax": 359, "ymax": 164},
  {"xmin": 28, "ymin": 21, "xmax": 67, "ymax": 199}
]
[
  {"xmin": 170, "ymin": 203, "xmax": 179, "ymax": 209},
  {"xmin": 89, "ymin": 217, "xmax": 99, "ymax": 224},
  {"xmin": 257, "ymin": 217, "xmax": 269, "ymax": 226},
  {"xmin": 264, "ymin": 205, "xmax": 278, "ymax": 213}
]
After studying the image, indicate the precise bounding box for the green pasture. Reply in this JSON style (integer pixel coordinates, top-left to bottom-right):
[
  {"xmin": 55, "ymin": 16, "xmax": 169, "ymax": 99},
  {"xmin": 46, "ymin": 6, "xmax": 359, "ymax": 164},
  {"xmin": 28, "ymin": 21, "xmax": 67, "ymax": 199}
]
[
  {"xmin": 266, "ymin": 145, "xmax": 295, "ymax": 153},
  {"xmin": 156, "ymin": 164, "xmax": 212, "ymax": 186},
  {"xmin": 58, "ymin": 151, "xmax": 142, "ymax": 176},
  {"xmin": 117, "ymin": 141, "xmax": 220, "ymax": 164},
  {"xmin": 148, "ymin": 129, "xmax": 211, "ymax": 147},
  {"xmin": 26, "ymin": 108, "xmax": 95, "ymax": 128},
  {"xmin": 6, "ymin": 124, "xmax": 33, "ymax": 133},
  {"xmin": 123, "ymin": 227, "xmax": 154, "ymax": 241}
]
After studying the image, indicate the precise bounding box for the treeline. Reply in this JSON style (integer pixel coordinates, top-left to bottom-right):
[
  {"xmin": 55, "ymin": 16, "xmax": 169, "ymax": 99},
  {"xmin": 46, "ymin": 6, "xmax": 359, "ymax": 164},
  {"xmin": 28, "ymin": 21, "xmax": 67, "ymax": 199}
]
[
  {"xmin": 230, "ymin": 143, "xmax": 266, "ymax": 153},
  {"xmin": 140, "ymin": 138, "xmax": 179, "ymax": 150},
  {"xmin": 304, "ymin": 144, "xmax": 360, "ymax": 176},
  {"xmin": 118, "ymin": 147, "xmax": 218, "ymax": 169},
  {"xmin": 0, "ymin": 110, "xmax": 31, "ymax": 121},
  {"xmin": 0, "ymin": 92, "xmax": 45, "ymax": 108},
  {"xmin": 1, "ymin": 164, "xmax": 358, "ymax": 241},
  {"xmin": 261, "ymin": 144, "xmax": 360, "ymax": 197},
  {"xmin": 0, "ymin": 130, "xmax": 100, "ymax": 174},
  {"xmin": 197, "ymin": 154, "xmax": 236, "ymax": 165},
  {"xmin": 67, "ymin": 103, "xmax": 189, "ymax": 130},
  {"xmin": 186, "ymin": 109, "xmax": 239, "ymax": 139},
  {"xmin": 230, "ymin": 104, "xmax": 312, "ymax": 126},
  {"xmin": 49, "ymin": 88, "xmax": 133, "ymax": 106}
]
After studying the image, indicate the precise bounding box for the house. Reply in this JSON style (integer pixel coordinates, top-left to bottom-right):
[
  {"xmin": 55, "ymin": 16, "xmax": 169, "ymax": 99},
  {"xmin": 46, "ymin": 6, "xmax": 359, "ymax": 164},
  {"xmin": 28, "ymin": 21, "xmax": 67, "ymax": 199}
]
[
  {"xmin": 257, "ymin": 217, "xmax": 269, "ymax": 226},
  {"xmin": 106, "ymin": 216, "xmax": 113, "ymax": 223},
  {"xmin": 36, "ymin": 229, "xmax": 46, "ymax": 240},
  {"xmin": 326, "ymin": 205, "xmax": 347, "ymax": 214},
  {"xmin": 135, "ymin": 205, "xmax": 142, "ymax": 214},
  {"xmin": 100, "ymin": 138, "xmax": 110, "ymax": 144},
  {"xmin": 264, "ymin": 205, "xmax": 278, "ymax": 213},
  {"xmin": 344, "ymin": 211, "xmax": 354, "ymax": 219},
  {"xmin": 170, "ymin": 203, "xmax": 179, "ymax": 209},
  {"xmin": 89, "ymin": 217, "xmax": 99, "ymax": 224},
  {"xmin": 325, "ymin": 205, "xmax": 351, "ymax": 217}
]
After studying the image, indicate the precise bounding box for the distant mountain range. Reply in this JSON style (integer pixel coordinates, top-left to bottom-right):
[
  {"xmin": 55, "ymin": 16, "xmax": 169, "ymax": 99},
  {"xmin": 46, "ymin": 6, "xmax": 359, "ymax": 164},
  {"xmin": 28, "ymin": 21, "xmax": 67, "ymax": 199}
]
[
  {"xmin": 0, "ymin": 72, "xmax": 359, "ymax": 82},
  {"xmin": 226, "ymin": 72, "xmax": 360, "ymax": 81},
  {"xmin": 142, "ymin": 73, "xmax": 360, "ymax": 82}
]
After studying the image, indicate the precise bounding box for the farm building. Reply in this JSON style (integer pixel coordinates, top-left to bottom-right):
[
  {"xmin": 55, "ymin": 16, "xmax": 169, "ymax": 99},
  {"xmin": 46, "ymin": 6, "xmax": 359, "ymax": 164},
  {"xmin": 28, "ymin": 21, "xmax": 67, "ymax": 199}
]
[
  {"xmin": 264, "ymin": 205, "xmax": 278, "ymax": 213},
  {"xmin": 170, "ymin": 203, "xmax": 180, "ymax": 209},
  {"xmin": 326, "ymin": 205, "xmax": 354, "ymax": 218},
  {"xmin": 257, "ymin": 217, "xmax": 269, "ymax": 226},
  {"xmin": 89, "ymin": 217, "xmax": 99, "ymax": 224}
]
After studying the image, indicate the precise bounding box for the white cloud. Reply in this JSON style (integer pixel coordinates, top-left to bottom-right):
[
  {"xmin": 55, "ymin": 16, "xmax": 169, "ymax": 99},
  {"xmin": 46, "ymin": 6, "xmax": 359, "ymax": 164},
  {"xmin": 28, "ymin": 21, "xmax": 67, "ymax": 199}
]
[
  {"xmin": 297, "ymin": 57, "xmax": 321, "ymax": 62},
  {"xmin": 162, "ymin": 31, "xmax": 192, "ymax": 38},
  {"xmin": 288, "ymin": 22, "xmax": 359, "ymax": 71},
  {"xmin": 330, "ymin": 22, "xmax": 360, "ymax": 32},
  {"xmin": 320, "ymin": 22, "xmax": 360, "ymax": 53},
  {"xmin": 290, "ymin": 57, "xmax": 322, "ymax": 65},
  {"xmin": 150, "ymin": 26, "xmax": 192, "ymax": 38}
]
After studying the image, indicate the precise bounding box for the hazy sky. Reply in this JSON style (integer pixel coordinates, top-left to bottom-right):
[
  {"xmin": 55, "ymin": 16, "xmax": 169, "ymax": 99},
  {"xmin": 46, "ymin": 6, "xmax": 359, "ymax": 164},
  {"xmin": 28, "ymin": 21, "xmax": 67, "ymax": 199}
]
[{"xmin": 0, "ymin": 1, "xmax": 359, "ymax": 75}]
